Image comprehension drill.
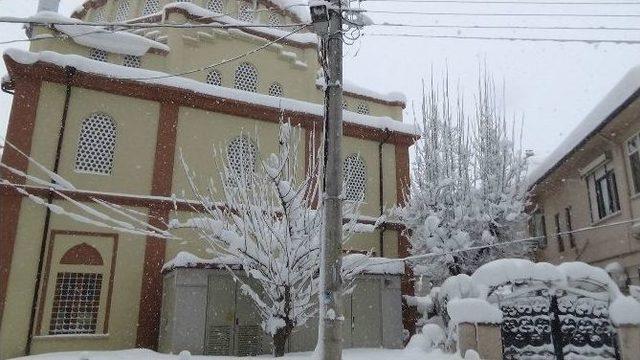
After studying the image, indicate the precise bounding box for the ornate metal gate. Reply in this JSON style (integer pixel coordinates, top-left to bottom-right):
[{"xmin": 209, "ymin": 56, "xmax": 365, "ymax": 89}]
[{"xmin": 498, "ymin": 286, "xmax": 619, "ymax": 359}]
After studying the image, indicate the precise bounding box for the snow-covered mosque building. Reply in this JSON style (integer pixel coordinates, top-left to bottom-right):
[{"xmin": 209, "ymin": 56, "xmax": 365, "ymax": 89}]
[{"xmin": 0, "ymin": 0, "xmax": 418, "ymax": 357}]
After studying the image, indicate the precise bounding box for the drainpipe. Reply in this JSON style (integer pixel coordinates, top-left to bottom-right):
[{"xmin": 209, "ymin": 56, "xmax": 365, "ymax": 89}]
[
  {"xmin": 378, "ymin": 128, "xmax": 391, "ymax": 257},
  {"xmin": 25, "ymin": 66, "xmax": 76, "ymax": 355}
]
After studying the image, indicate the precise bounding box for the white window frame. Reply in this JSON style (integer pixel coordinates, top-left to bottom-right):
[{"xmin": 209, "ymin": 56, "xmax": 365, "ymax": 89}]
[
  {"xmin": 585, "ymin": 162, "xmax": 621, "ymax": 222},
  {"xmin": 626, "ymin": 132, "xmax": 640, "ymax": 195}
]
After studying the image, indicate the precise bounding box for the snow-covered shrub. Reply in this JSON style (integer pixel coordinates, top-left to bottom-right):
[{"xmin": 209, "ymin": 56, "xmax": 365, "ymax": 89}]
[
  {"xmin": 609, "ymin": 295, "xmax": 640, "ymax": 326},
  {"xmin": 406, "ymin": 324, "xmax": 446, "ymax": 352}
]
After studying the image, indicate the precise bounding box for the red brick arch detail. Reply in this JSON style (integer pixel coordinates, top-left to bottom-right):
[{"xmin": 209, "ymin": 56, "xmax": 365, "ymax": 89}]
[{"xmin": 60, "ymin": 243, "xmax": 104, "ymax": 266}]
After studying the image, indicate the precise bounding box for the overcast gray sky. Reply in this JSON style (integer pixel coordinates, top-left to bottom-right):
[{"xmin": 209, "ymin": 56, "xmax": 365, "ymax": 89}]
[{"xmin": 2, "ymin": 0, "xmax": 640, "ymax": 168}]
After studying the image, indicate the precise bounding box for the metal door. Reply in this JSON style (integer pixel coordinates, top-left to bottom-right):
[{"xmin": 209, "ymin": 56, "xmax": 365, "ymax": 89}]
[
  {"xmin": 204, "ymin": 275, "xmax": 235, "ymax": 355},
  {"xmin": 351, "ymin": 278, "xmax": 381, "ymax": 348}
]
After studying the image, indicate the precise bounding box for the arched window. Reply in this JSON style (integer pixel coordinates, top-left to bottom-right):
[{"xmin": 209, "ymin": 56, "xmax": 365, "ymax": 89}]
[
  {"xmin": 268, "ymin": 82, "xmax": 283, "ymax": 97},
  {"xmin": 49, "ymin": 243, "xmax": 104, "ymax": 335},
  {"xmin": 75, "ymin": 113, "xmax": 117, "ymax": 175},
  {"xmin": 207, "ymin": 0, "xmax": 225, "ymax": 13},
  {"xmin": 89, "ymin": 48, "xmax": 108, "ymax": 62},
  {"xmin": 268, "ymin": 11, "xmax": 281, "ymax": 26},
  {"xmin": 238, "ymin": 2, "xmax": 255, "ymax": 23},
  {"xmin": 206, "ymin": 70, "xmax": 222, "ymax": 86},
  {"xmin": 234, "ymin": 62, "xmax": 258, "ymax": 92},
  {"xmin": 114, "ymin": 0, "xmax": 130, "ymax": 22},
  {"xmin": 343, "ymin": 154, "xmax": 367, "ymax": 201},
  {"xmin": 123, "ymin": 55, "xmax": 140, "ymax": 68},
  {"xmin": 141, "ymin": 0, "xmax": 159, "ymax": 16},
  {"xmin": 356, "ymin": 102, "xmax": 370, "ymax": 115},
  {"xmin": 226, "ymin": 136, "xmax": 257, "ymax": 185}
]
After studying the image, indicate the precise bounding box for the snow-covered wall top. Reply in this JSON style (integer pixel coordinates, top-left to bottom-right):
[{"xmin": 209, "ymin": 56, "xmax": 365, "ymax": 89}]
[
  {"xmin": 609, "ymin": 295, "xmax": 640, "ymax": 326},
  {"xmin": 470, "ymin": 258, "xmax": 621, "ymax": 298},
  {"xmin": 316, "ymin": 77, "xmax": 407, "ymax": 106},
  {"xmin": 162, "ymin": 3, "xmax": 317, "ymax": 44},
  {"xmin": 4, "ymin": 48, "xmax": 419, "ymax": 136},
  {"xmin": 527, "ymin": 65, "xmax": 640, "ymax": 187},
  {"xmin": 27, "ymin": 12, "xmax": 170, "ymax": 56},
  {"xmin": 163, "ymin": 251, "xmax": 405, "ymax": 275},
  {"xmin": 447, "ymin": 298, "xmax": 503, "ymax": 325}
]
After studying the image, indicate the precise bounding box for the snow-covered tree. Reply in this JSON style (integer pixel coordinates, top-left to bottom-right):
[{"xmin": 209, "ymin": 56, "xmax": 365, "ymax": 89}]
[
  {"xmin": 398, "ymin": 72, "xmax": 533, "ymax": 285},
  {"xmin": 173, "ymin": 122, "xmax": 369, "ymax": 357}
]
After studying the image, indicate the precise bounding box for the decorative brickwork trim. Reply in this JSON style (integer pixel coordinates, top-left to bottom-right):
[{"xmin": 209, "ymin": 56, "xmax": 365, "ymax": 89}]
[{"xmin": 0, "ymin": 79, "xmax": 42, "ymax": 328}]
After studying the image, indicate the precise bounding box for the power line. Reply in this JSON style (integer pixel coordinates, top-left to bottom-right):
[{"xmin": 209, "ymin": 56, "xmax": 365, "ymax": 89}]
[
  {"xmin": 370, "ymin": 216, "xmax": 640, "ymax": 265},
  {"xmin": 0, "ymin": 17, "xmax": 308, "ymax": 29},
  {"xmin": 370, "ymin": 22, "xmax": 640, "ymax": 32},
  {"xmin": 124, "ymin": 25, "xmax": 308, "ymax": 81},
  {"xmin": 0, "ymin": 30, "xmax": 106, "ymax": 45},
  {"xmin": 361, "ymin": 0, "xmax": 640, "ymax": 4},
  {"xmin": 365, "ymin": 32, "xmax": 640, "ymax": 44},
  {"xmin": 356, "ymin": 9, "xmax": 640, "ymax": 17}
]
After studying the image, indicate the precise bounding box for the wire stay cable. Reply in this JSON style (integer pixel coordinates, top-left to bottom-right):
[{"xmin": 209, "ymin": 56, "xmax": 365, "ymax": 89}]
[
  {"xmin": 0, "ymin": 16, "xmax": 309, "ymax": 29},
  {"xmin": 123, "ymin": 24, "xmax": 308, "ymax": 81},
  {"xmin": 364, "ymin": 32, "xmax": 640, "ymax": 44}
]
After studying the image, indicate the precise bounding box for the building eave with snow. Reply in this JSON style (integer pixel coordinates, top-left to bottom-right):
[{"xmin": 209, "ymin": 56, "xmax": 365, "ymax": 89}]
[
  {"xmin": 527, "ymin": 66, "xmax": 640, "ymax": 292},
  {"xmin": 0, "ymin": 0, "xmax": 416, "ymax": 358}
]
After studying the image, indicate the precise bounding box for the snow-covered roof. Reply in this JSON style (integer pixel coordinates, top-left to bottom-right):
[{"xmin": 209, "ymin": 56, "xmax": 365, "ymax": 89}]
[
  {"xmin": 27, "ymin": 11, "xmax": 170, "ymax": 56},
  {"xmin": 163, "ymin": 251, "xmax": 405, "ymax": 275},
  {"xmin": 4, "ymin": 48, "xmax": 418, "ymax": 136},
  {"xmin": 342, "ymin": 253, "xmax": 405, "ymax": 275},
  {"xmin": 528, "ymin": 65, "xmax": 640, "ymax": 187},
  {"xmin": 162, "ymin": 251, "xmax": 243, "ymax": 272}
]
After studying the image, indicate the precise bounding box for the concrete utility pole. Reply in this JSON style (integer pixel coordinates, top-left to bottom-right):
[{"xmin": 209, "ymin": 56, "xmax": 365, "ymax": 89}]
[{"xmin": 311, "ymin": 1, "xmax": 344, "ymax": 358}]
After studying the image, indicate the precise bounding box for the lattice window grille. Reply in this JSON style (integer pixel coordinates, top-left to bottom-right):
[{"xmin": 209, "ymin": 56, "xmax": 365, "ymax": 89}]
[
  {"xmin": 141, "ymin": 0, "xmax": 160, "ymax": 16},
  {"xmin": 123, "ymin": 55, "xmax": 141, "ymax": 68},
  {"xmin": 356, "ymin": 102, "xmax": 370, "ymax": 115},
  {"xmin": 114, "ymin": 0, "xmax": 130, "ymax": 22},
  {"xmin": 234, "ymin": 63, "xmax": 258, "ymax": 92},
  {"xmin": 207, "ymin": 0, "xmax": 225, "ymax": 13},
  {"xmin": 206, "ymin": 70, "xmax": 222, "ymax": 86},
  {"xmin": 92, "ymin": 7, "xmax": 106, "ymax": 22},
  {"xmin": 268, "ymin": 82, "xmax": 283, "ymax": 97},
  {"xmin": 343, "ymin": 154, "xmax": 367, "ymax": 201},
  {"xmin": 226, "ymin": 136, "xmax": 257, "ymax": 185},
  {"xmin": 89, "ymin": 48, "xmax": 108, "ymax": 62},
  {"xmin": 175, "ymin": 0, "xmax": 192, "ymax": 2},
  {"xmin": 75, "ymin": 113, "xmax": 117, "ymax": 175},
  {"xmin": 342, "ymin": 99, "xmax": 348, "ymax": 109},
  {"xmin": 268, "ymin": 11, "xmax": 281, "ymax": 26},
  {"xmin": 238, "ymin": 2, "xmax": 255, "ymax": 23},
  {"xmin": 49, "ymin": 272, "xmax": 103, "ymax": 335}
]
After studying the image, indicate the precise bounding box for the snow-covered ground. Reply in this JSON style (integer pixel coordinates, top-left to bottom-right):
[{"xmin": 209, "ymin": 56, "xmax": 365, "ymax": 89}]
[{"xmin": 12, "ymin": 348, "xmax": 466, "ymax": 360}]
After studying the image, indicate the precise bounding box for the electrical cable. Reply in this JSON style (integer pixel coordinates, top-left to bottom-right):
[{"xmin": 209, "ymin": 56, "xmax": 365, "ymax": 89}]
[
  {"xmin": 364, "ymin": 32, "xmax": 640, "ymax": 44},
  {"xmin": 370, "ymin": 216, "xmax": 640, "ymax": 265},
  {"xmin": 368, "ymin": 22, "xmax": 640, "ymax": 32},
  {"xmin": 122, "ymin": 24, "xmax": 308, "ymax": 81},
  {"xmin": 361, "ymin": 0, "xmax": 640, "ymax": 5},
  {"xmin": 353, "ymin": 9, "xmax": 640, "ymax": 17}
]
